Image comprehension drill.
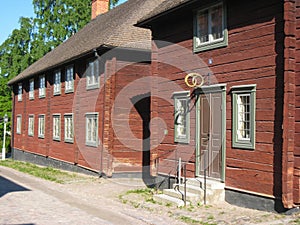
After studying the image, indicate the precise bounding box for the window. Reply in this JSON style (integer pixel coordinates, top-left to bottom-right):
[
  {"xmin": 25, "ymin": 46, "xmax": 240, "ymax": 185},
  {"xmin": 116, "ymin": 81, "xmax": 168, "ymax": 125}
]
[
  {"xmin": 232, "ymin": 85, "xmax": 256, "ymax": 149},
  {"xmin": 16, "ymin": 115, "xmax": 22, "ymax": 134},
  {"xmin": 29, "ymin": 79, "xmax": 34, "ymax": 100},
  {"xmin": 18, "ymin": 83, "xmax": 22, "ymax": 101},
  {"xmin": 173, "ymin": 91, "xmax": 190, "ymax": 143},
  {"xmin": 194, "ymin": 2, "xmax": 227, "ymax": 52},
  {"xmin": 39, "ymin": 75, "xmax": 46, "ymax": 98},
  {"xmin": 38, "ymin": 115, "xmax": 45, "ymax": 138},
  {"xmin": 54, "ymin": 70, "xmax": 61, "ymax": 95},
  {"xmin": 28, "ymin": 115, "xmax": 34, "ymax": 136},
  {"xmin": 85, "ymin": 113, "xmax": 98, "ymax": 147},
  {"xmin": 86, "ymin": 58, "xmax": 99, "ymax": 89},
  {"xmin": 53, "ymin": 114, "xmax": 61, "ymax": 141},
  {"xmin": 64, "ymin": 114, "xmax": 73, "ymax": 143},
  {"xmin": 65, "ymin": 65, "xmax": 74, "ymax": 93}
]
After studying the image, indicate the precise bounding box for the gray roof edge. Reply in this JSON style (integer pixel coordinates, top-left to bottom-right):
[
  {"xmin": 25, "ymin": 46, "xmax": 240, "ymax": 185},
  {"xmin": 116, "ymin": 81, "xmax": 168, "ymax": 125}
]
[{"xmin": 7, "ymin": 47, "xmax": 101, "ymax": 86}]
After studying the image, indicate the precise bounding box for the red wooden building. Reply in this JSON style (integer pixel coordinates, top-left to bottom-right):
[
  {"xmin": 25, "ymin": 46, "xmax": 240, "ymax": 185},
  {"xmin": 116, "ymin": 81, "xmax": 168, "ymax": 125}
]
[
  {"xmin": 8, "ymin": 0, "xmax": 163, "ymax": 178},
  {"xmin": 8, "ymin": 0, "xmax": 299, "ymax": 211},
  {"xmin": 136, "ymin": 0, "xmax": 299, "ymax": 211}
]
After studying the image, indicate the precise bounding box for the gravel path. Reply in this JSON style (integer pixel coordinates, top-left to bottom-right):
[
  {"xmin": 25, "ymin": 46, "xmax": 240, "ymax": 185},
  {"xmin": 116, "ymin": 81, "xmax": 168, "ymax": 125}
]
[
  {"xmin": 0, "ymin": 165, "xmax": 299, "ymax": 225},
  {"xmin": 0, "ymin": 166, "xmax": 184, "ymax": 225}
]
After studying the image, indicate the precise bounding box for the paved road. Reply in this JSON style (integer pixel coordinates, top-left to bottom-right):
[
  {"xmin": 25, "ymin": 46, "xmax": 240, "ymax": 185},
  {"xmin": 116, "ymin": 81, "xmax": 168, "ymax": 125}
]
[{"xmin": 0, "ymin": 166, "xmax": 184, "ymax": 225}]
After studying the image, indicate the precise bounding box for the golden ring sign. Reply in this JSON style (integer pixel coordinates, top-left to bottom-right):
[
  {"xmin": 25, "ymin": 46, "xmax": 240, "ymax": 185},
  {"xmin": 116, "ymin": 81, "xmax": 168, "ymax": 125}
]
[{"xmin": 184, "ymin": 73, "xmax": 204, "ymax": 88}]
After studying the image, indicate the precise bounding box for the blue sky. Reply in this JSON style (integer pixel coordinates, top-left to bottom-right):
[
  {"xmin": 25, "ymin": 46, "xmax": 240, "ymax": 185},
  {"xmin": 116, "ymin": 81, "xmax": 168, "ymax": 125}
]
[
  {"xmin": 0, "ymin": 0, "xmax": 127, "ymax": 45},
  {"xmin": 0, "ymin": 0, "xmax": 34, "ymax": 45}
]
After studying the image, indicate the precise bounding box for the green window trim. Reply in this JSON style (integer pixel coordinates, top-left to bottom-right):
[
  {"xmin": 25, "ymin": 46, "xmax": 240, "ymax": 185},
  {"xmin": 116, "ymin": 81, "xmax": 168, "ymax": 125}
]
[
  {"xmin": 231, "ymin": 84, "xmax": 256, "ymax": 150},
  {"xmin": 173, "ymin": 91, "xmax": 190, "ymax": 144},
  {"xmin": 193, "ymin": 1, "xmax": 228, "ymax": 53}
]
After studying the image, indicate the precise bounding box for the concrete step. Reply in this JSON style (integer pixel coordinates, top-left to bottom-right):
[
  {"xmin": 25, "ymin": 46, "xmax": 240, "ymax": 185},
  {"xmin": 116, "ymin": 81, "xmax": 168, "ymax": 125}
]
[
  {"xmin": 153, "ymin": 194, "xmax": 190, "ymax": 207},
  {"xmin": 163, "ymin": 189, "xmax": 200, "ymax": 204},
  {"xmin": 173, "ymin": 183, "xmax": 204, "ymax": 195},
  {"xmin": 186, "ymin": 178, "xmax": 225, "ymax": 190}
]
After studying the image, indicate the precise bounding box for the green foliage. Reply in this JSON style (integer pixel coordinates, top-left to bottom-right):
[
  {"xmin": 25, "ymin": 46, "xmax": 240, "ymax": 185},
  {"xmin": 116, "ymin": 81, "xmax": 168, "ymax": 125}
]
[
  {"xmin": 0, "ymin": 0, "xmax": 124, "ymax": 151},
  {"xmin": 32, "ymin": 0, "xmax": 91, "ymax": 50},
  {"xmin": 110, "ymin": 0, "xmax": 120, "ymax": 8},
  {"xmin": 179, "ymin": 216, "xmax": 201, "ymax": 224}
]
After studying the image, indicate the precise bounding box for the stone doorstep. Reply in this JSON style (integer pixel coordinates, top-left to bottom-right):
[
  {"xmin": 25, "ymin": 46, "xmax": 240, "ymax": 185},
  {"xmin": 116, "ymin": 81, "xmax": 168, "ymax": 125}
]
[
  {"xmin": 163, "ymin": 189, "xmax": 200, "ymax": 204},
  {"xmin": 153, "ymin": 194, "xmax": 190, "ymax": 207},
  {"xmin": 173, "ymin": 183, "xmax": 204, "ymax": 195},
  {"xmin": 186, "ymin": 178, "xmax": 225, "ymax": 190},
  {"xmin": 154, "ymin": 178, "xmax": 225, "ymax": 206}
]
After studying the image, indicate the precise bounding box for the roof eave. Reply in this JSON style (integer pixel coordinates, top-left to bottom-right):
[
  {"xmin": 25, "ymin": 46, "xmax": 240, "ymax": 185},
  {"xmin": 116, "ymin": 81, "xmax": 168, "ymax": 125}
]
[{"xmin": 135, "ymin": 0, "xmax": 197, "ymax": 28}]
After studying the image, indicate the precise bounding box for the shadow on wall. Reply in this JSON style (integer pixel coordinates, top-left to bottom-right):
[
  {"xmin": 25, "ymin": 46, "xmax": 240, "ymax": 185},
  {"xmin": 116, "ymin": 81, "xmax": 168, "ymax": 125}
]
[
  {"xmin": 0, "ymin": 175, "xmax": 30, "ymax": 198},
  {"xmin": 131, "ymin": 93, "xmax": 155, "ymax": 187}
]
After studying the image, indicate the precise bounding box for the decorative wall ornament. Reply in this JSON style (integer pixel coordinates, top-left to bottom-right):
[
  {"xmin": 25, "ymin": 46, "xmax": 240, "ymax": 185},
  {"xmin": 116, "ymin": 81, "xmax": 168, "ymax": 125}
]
[{"xmin": 184, "ymin": 73, "xmax": 204, "ymax": 88}]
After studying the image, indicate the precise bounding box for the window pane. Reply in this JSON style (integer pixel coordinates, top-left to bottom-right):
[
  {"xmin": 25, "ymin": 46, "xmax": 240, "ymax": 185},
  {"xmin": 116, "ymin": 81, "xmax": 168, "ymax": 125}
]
[
  {"xmin": 53, "ymin": 115, "xmax": 60, "ymax": 139},
  {"xmin": 17, "ymin": 116, "xmax": 22, "ymax": 133},
  {"xmin": 237, "ymin": 95, "xmax": 250, "ymax": 140},
  {"xmin": 92, "ymin": 118, "xmax": 97, "ymax": 142},
  {"xmin": 198, "ymin": 10, "xmax": 209, "ymax": 43},
  {"xmin": 18, "ymin": 84, "xmax": 22, "ymax": 101},
  {"xmin": 87, "ymin": 60, "xmax": 99, "ymax": 87},
  {"xmin": 66, "ymin": 66, "xmax": 73, "ymax": 91},
  {"xmin": 86, "ymin": 114, "xmax": 98, "ymax": 146},
  {"xmin": 65, "ymin": 115, "xmax": 73, "ymax": 141},
  {"xmin": 28, "ymin": 116, "xmax": 34, "ymax": 136},
  {"xmin": 175, "ymin": 99, "xmax": 187, "ymax": 137},
  {"xmin": 211, "ymin": 5, "xmax": 223, "ymax": 40},
  {"xmin": 39, "ymin": 76, "xmax": 45, "ymax": 97},
  {"xmin": 29, "ymin": 80, "xmax": 34, "ymax": 99},
  {"xmin": 54, "ymin": 71, "xmax": 61, "ymax": 94},
  {"xmin": 38, "ymin": 115, "xmax": 45, "ymax": 137}
]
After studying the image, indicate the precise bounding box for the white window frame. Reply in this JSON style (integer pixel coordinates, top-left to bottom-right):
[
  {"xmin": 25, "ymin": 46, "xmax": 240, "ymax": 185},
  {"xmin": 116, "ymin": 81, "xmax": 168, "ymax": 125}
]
[
  {"xmin": 85, "ymin": 113, "xmax": 99, "ymax": 147},
  {"xmin": 194, "ymin": 2, "xmax": 228, "ymax": 52},
  {"xmin": 53, "ymin": 114, "xmax": 61, "ymax": 141},
  {"xmin": 232, "ymin": 85, "xmax": 256, "ymax": 150},
  {"xmin": 53, "ymin": 70, "xmax": 61, "ymax": 95},
  {"xmin": 28, "ymin": 115, "xmax": 34, "ymax": 136},
  {"xmin": 65, "ymin": 65, "xmax": 74, "ymax": 93},
  {"xmin": 39, "ymin": 75, "xmax": 46, "ymax": 98},
  {"xmin": 38, "ymin": 114, "xmax": 45, "ymax": 138},
  {"xmin": 17, "ymin": 83, "xmax": 22, "ymax": 101},
  {"xmin": 86, "ymin": 58, "xmax": 100, "ymax": 90},
  {"xmin": 29, "ymin": 79, "xmax": 34, "ymax": 100},
  {"xmin": 16, "ymin": 115, "xmax": 22, "ymax": 134},
  {"xmin": 173, "ymin": 91, "xmax": 190, "ymax": 143},
  {"xmin": 64, "ymin": 114, "xmax": 74, "ymax": 143}
]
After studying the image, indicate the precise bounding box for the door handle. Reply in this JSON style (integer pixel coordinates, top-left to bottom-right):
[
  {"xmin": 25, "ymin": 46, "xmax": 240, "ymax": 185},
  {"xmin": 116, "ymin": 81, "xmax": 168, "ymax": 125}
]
[{"xmin": 203, "ymin": 134, "xmax": 209, "ymax": 142}]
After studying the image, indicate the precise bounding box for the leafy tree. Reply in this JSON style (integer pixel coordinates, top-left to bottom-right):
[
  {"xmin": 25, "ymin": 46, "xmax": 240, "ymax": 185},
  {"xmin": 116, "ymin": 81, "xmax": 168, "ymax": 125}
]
[
  {"xmin": 110, "ymin": 0, "xmax": 120, "ymax": 7},
  {"xmin": 32, "ymin": 0, "xmax": 91, "ymax": 51},
  {"xmin": 0, "ymin": 17, "xmax": 35, "ymax": 149}
]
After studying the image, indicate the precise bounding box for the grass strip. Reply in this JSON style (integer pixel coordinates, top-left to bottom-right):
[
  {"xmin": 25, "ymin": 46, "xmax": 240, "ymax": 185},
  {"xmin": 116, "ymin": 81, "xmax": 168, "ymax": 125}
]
[{"xmin": 0, "ymin": 159, "xmax": 81, "ymax": 183}]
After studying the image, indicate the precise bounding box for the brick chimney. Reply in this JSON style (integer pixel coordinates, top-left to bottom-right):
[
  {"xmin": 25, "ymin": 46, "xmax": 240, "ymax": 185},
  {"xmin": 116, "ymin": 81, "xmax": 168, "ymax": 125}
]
[{"xmin": 91, "ymin": 0, "xmax": 109, "ymax": 19}]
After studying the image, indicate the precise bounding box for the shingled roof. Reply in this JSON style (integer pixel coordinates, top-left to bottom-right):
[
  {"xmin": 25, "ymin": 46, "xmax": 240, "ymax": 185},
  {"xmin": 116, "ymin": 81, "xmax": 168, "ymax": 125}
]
[
  {"xmin": 8, "ymin": 0, "xmax": 163, "ymax": 85},
  {"xmin": 137, "ymin": 0, "xmax": 196, "ymax": 27}
]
